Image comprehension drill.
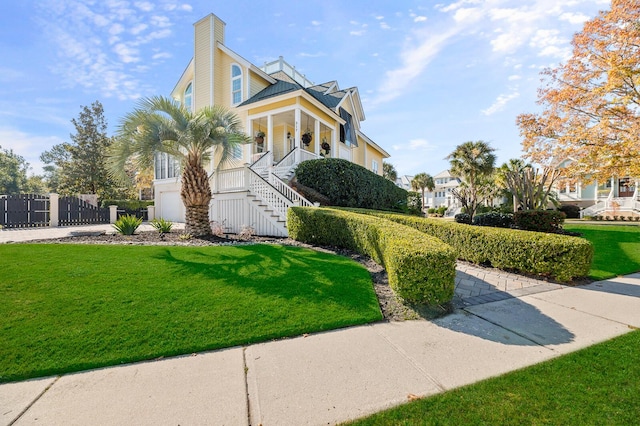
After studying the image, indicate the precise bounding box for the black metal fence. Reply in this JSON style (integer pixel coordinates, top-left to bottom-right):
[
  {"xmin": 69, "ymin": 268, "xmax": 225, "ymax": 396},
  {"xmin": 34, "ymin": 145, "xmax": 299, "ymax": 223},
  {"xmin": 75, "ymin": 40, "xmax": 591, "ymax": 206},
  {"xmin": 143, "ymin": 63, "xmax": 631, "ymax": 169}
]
[
  {"xmin": 0, "ymin": 194, "xmax": 111, "ymax": 228},
  {"xmin": 0, "ymin": 194, "xmax": 50, "ymax": 228},
  {"xmin": 58, "ymin": 196, "xmax": 110, "ymax": 226}
]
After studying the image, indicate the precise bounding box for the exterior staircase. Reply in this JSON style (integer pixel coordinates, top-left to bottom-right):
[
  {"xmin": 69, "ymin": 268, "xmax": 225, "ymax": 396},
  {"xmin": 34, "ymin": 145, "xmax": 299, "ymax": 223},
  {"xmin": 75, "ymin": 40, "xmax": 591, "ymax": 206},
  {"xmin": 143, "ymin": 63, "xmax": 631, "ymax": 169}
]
[{"xmin": 211, "ymin": 147, "xmax": 318, "ymax": 236}]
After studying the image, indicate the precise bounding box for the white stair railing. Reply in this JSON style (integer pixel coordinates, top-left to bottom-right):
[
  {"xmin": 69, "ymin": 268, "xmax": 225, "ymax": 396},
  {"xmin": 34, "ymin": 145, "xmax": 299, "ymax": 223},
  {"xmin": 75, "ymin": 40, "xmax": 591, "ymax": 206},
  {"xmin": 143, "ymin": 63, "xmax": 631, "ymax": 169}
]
[
  {"xmin": 248, "ymin": 168, "xmax": 294, "ymax": 221},
  {"xmin": 251, "ymin": 151, "xmax": 273, "ymax": 173},
  {"xmin": 272, "ymin": 147, "xmax": 320, "ymax": 180},
  {"xmin": 266, "ymin": 171, "xmax": 314, "ymax": 207}
]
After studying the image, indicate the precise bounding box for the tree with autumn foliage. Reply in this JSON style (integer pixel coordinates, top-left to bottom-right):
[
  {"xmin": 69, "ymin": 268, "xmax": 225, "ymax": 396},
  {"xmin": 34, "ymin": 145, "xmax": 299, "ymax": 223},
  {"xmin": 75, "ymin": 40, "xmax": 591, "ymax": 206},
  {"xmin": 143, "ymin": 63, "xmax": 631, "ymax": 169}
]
[{"xmin": 518, "ymin": 0, "xmax": 640, "ymax": 181}]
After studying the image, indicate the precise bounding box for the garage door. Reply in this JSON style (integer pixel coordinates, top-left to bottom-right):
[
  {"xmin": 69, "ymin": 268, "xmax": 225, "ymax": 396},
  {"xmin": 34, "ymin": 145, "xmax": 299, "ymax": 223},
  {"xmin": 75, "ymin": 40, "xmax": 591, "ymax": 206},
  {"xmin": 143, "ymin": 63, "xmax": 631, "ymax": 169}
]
[{"xmin": 160, "ymin": 191, "xmax": 183, "ymax": 222}]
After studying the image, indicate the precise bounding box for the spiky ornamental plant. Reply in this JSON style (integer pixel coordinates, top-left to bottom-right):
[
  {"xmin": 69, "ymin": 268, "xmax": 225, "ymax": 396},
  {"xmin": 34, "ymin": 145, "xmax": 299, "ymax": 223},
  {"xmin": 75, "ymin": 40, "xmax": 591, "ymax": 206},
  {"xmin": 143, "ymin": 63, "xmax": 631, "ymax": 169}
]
[{"xmin": 109, "ymin": 96, "xmax": 250, "ymax": 236}]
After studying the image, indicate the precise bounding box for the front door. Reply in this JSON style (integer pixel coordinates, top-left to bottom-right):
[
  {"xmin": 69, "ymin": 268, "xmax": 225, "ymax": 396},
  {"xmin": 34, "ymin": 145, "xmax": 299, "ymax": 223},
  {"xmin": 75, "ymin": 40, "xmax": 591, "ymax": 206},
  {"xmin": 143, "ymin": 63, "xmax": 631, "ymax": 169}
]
[{"xmin": 619, "ymin": 178, "xmax": 635, "ymax": 197}]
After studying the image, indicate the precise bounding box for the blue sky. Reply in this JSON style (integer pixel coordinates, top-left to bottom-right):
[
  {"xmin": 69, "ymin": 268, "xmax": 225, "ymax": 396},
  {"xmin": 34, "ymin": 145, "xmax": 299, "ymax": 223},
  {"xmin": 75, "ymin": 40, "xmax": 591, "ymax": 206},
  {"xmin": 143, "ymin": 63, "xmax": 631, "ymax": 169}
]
[{"xmin": 0, "ymin": 0, "xmax": 609, "ymax": 178}]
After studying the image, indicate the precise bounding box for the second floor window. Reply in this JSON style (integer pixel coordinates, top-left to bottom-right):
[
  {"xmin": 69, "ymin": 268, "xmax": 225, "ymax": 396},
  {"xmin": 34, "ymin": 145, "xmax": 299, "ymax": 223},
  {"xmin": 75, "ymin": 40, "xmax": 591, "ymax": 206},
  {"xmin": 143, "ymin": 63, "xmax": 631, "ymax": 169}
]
[
  {"xmin": 231, "ymin": 65, "xmax": 242, "ymax": 105},
  {"xmin": 184, "ymin": 82, "xmax": 192, "ymax": 112}
]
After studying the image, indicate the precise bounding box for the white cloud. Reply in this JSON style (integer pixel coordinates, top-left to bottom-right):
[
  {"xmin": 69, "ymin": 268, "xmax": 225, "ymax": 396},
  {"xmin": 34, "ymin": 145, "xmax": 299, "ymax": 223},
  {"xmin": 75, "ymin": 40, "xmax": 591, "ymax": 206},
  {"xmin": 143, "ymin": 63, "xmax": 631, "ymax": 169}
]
[
  {"xmin": 0, "ymin": 127, "xmax": 65, "ymax": 175},
  {"xmin": 152, "ymin": 52, "xmax": 172, "ymax": 60},
  {"xmin": 559, "ymin": 12, "xmax": 590, "ymax": 24},
  {"xmin": 392, "ymin": 138, "xmax": 433, "ymax": 151},
  {"xmin": 350, "ymin": 30, "xmax": 366, "ymax": 36},
  {"xmin": 508, "ymin": 74, "xmax": 521, "ymax": 81},
  {"xmin": 481, "ymin": 90, "xmax": 520, "ymax": 116},
  {"xmin": 311, "ymin": 20, "xmax": 321, "ymax": 26},
  {"xmin": 135, "ymin": 1, "xmax": 154, "ymax": 12},
  {"xmin": 414, "ymin": 16, "xmax": 427, "ymax": 23},
  {"xmin": 35, "ymin": 0, "xmax": 189, "ymax": 100},
  {"xmin": 380, "ymin": 22, "xmax": 391, "ymax": 30}
]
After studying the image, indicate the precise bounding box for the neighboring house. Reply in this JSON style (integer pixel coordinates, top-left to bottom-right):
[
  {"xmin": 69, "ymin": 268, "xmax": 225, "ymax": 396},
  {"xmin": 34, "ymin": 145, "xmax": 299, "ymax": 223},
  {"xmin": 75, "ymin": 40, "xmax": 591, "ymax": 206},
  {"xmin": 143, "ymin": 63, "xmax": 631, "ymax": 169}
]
[
  {"xmin": 554, "ymin": 159, "xmax": 639, "ymax": 217},
  {"xmin": 427, "ymin": 170, "xmax": 461, "ymax": 212},
  {"xmin": 395, "ymin": 175, "xmax": 414, "ymax": 191},
  {"xmin": 154, "ymin": 13, "xmax": 390, "ymax": 236}
]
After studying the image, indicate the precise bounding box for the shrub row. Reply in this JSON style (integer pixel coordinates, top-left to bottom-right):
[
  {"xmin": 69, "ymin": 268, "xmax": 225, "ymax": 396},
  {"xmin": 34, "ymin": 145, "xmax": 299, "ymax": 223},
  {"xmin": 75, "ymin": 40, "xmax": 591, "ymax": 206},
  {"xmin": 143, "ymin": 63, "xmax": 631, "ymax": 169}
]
[
  {"xmin": 513, "ymin": 210, "xmax": 566, "ymax": 233},
  {"xmin": 100, "ymin": 199, "xmax": 154, "ymax": 218},
  {"xmin": 294, "ymin": 158, "xmax": 408, "ymax": 212},
  {"xmin": 352, "ymin": 210, "xmax": 593, "ymax": 282},
  {"xmin": 287, "ymin": 207, "xmax": 456, "ymax": 304}
]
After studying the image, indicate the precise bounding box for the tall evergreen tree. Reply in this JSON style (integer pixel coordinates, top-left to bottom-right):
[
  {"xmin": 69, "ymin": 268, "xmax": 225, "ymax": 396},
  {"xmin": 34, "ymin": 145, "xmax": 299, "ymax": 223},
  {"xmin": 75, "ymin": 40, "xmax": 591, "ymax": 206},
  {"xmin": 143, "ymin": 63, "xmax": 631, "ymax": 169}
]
[{"xmin": 42, "ymin": 101, "xmax": 134, "ymax": 199}]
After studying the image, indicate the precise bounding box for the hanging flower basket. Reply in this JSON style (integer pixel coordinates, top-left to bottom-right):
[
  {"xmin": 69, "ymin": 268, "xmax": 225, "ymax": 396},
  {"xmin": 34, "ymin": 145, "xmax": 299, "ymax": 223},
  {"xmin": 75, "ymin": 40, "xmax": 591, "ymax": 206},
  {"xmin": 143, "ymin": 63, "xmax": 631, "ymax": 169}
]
[
  {"xmin": 302, "ymin": 132, "xmax": 312, "ymax": 146},
  {"xmin": 255, "ymin": 131, "xmax": 265, "ymax": 144},
  {"xmin": 321, "ymin": 141, "xmax": 330, "ymax": 152}
]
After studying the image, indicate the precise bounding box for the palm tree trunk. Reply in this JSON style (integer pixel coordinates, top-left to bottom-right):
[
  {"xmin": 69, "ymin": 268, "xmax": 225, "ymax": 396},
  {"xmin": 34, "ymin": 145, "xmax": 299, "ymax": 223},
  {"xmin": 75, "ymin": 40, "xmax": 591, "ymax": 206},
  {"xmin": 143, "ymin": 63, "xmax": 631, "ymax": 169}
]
[{"xmin": 181, "ymin": 160, "xmax": 212, "ymax": 236}]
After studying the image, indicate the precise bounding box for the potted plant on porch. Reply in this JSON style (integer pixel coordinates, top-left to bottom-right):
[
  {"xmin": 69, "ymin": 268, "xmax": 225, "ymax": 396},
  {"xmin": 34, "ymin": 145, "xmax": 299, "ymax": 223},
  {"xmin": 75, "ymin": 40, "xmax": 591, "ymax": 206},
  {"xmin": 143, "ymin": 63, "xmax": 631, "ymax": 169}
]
[{"xmin": 254, "ymin": 131, "xmax": 265, "ymax": 145}]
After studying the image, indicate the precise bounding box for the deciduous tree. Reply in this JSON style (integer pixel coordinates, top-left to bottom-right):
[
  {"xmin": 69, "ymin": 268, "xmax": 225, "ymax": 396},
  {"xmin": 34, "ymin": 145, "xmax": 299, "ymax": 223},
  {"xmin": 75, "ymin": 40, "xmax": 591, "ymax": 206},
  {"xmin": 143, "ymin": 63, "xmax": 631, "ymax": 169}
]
[{"xmin": 518, "ymin": 0, "xmax": 640, "ymax": 181}]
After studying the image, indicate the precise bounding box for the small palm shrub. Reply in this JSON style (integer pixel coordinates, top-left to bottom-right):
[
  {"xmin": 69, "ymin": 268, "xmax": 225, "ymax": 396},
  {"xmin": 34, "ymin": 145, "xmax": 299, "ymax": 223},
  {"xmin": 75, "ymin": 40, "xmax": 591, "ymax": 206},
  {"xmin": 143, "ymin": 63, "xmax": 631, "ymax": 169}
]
[
  {"xmin": 150, "ymin": 218, "xmax": 173, "ymax": 233},
  {"xmin": 113, "ymin": 214, "xmax": 143, "ymax": 235}
]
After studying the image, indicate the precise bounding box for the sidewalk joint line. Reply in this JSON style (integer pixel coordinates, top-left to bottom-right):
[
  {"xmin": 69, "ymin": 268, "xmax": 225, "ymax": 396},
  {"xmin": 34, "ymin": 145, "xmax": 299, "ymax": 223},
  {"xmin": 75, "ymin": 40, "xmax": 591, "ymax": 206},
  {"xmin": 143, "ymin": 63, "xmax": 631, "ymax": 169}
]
[
  {"xmin": 8, "ymin": 376, "xmax": 60, "ymax": 426},
  {"xmin": 242, "ymin": 347, "xmax": 252, "ymax": 426},
  {"xmin": 371, "ymin": 325, "xmax": 447, "ymax": 393}
]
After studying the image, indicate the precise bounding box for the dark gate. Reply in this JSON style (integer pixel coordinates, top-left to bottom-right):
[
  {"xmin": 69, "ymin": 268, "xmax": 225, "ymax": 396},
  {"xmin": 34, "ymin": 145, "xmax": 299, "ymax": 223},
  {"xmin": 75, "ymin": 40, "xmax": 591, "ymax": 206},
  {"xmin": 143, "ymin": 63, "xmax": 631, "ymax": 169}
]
[
  {"xmin": 58, "ymin": 196, "xmax": 109, "ymax": 226},
  {"xmin": 0, "ymin": 194, "xmax": 50, "ymax": 228}
]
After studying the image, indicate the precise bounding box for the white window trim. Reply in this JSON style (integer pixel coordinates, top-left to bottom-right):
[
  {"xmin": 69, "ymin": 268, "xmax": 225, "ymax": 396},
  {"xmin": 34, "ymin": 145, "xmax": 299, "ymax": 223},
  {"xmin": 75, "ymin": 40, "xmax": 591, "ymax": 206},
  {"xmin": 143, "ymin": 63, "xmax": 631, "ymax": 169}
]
[
  {"xmin": 231, "ymin": 63, "xmax": 242, "ymax": 106},
  {"xmin": 184, "ymin": 81, "xmax": 193, "ymax": 112}
]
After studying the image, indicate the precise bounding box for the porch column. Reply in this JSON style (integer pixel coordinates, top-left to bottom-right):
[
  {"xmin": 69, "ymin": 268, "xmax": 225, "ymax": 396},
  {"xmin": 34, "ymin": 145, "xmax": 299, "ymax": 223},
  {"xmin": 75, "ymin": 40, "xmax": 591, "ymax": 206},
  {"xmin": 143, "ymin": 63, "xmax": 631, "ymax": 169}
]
[
  {"xmin": 333, "ymin": 124, "xmax": 339, "ymax": 158},
  {"xmin": 314, "ymin": 119, "xmax": 320, "ymax": 156},
  {"xmin": 295, "ymin": 108, "xmax": 301, "ymax": 148},
  {"xmin": 267, "ymin": 114, "xmax": 274, "ymax": 154}
]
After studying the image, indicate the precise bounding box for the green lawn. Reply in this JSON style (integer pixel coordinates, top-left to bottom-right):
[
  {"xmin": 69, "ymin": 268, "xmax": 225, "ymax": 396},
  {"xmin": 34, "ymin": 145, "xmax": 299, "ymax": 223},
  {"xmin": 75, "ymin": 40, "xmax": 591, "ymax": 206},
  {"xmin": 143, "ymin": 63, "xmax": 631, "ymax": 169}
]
[
  {"xmin": 345, "ymin": 330, "xmax": 640, "ymax": 425},
  {"xmin": 0, "ymin": 243, "xmax": 382, "ymax": 383},
  {"xmin": 564, "ymin": 223, "xmax": 640, "ymax": 280}
]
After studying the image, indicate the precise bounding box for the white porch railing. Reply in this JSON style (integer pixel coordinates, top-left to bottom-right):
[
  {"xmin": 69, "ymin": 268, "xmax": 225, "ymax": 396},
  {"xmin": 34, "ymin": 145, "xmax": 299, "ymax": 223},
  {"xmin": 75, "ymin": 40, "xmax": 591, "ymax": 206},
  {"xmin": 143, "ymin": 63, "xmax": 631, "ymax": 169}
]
[
  {"xmin": 272, "ymin": 147, "xmax": 320, "ymax": 179},
  {"xmin": 215, "ymin": 168, "xmax": 246, "ymax": 192}
]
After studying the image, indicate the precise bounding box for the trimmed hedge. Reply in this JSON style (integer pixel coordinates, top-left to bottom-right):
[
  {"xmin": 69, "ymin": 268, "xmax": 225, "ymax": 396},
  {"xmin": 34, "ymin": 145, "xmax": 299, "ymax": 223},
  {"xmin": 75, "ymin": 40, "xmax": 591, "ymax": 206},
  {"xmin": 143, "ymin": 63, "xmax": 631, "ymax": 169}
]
[
  {"xmin": 514, "ymin": 210, "xmax": 566, "ymax": 233},
  {"xmin": 294, "ymin": 158, "xmax": 408, "ymax": 211},
  {"xmin": 287, "ymin": 207, "xmax": 456, "ymax": 304},
  {"xmin": 473, "ymin": 212, "xmax": 513, "ymax": 228},
  {"xmin": 100, "ymin": 199, "xmax": 154, "ymax": 219},
  {"xmin": 352, "ymin": 210, "xmax": 593, "ymax": 282}
]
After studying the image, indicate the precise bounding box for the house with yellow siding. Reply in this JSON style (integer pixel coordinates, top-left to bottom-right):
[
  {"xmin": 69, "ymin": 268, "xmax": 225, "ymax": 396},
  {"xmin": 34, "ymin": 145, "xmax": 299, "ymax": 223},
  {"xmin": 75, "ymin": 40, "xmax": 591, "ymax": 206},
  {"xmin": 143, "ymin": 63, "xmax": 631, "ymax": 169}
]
[{"xmin": 153, "ymin": 13, "xmax": 390, "ymax": 236}]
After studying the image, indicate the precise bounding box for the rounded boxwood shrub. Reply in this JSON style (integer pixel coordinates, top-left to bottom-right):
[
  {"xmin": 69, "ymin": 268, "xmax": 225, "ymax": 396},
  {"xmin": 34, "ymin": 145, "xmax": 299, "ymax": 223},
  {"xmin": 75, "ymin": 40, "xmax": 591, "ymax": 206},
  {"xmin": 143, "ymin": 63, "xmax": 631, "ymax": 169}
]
[
  {"xmin": 294, "ymin": 158, "xmax": 408, "ymax": 211},
  {"xmin": 559, "ymin": 204, "xmax": 581, "ymax": 219},
  {"xmin": 473, "ymin": 212, "xmax": 513, "ymax": 228},
  {"xmin": 454, "ymin": 213, "xmax": 471, "ymax": 224},
  {"xmin": 513, "ymin": 210, "xmax": 566, "ymax": 233}
]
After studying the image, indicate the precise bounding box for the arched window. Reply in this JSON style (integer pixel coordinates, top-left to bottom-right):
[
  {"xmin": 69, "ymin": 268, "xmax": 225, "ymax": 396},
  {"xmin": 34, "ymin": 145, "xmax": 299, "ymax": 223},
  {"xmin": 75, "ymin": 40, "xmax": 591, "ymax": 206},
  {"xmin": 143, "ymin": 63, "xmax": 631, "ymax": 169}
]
[
  {"xmin": 231, "ymin": 64, "xmax": 242, "ymax": 105},
  {"xmin": 184, "ymin": 82, "xmax": 192, "ymax": 112}
]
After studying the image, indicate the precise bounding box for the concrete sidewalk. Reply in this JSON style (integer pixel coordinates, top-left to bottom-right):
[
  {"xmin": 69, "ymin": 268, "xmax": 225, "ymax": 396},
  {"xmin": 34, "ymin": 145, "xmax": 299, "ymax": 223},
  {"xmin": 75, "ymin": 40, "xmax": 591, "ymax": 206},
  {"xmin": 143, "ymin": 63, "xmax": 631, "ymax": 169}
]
[{"xmin": 2, "ymin": 226, "xmax": 640, "ymax": 425}]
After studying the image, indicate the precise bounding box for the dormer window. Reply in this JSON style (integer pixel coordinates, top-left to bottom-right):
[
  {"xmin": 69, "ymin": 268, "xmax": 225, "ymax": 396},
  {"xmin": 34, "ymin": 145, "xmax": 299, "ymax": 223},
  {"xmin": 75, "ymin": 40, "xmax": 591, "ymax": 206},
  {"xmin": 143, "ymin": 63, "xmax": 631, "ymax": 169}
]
[
  {"xmin": 184, "ymin": 82, "xmax": 192, "ymax": 112},
  {"xmin": 231, "ymin": 64, "xmax": 242, "ymax": 105}
]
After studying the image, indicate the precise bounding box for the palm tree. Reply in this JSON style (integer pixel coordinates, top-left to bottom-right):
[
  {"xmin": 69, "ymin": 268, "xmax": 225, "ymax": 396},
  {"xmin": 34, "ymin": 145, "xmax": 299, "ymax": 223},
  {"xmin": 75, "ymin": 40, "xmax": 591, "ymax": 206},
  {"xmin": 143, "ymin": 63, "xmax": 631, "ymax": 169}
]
[
  {"xmin": 109, "ymin": 96, "xmax": 250, "ymax": 236},
  {"xmin": 383, "ymin": 161, "xmax": 398, "ymax": 182},
  {"xmin": 411, "ymin": 172, "xmax": 435, "ymax": 212},
  {"xmin": 446, "ymin": 141, "xmax": 496, "ymax": 220}
]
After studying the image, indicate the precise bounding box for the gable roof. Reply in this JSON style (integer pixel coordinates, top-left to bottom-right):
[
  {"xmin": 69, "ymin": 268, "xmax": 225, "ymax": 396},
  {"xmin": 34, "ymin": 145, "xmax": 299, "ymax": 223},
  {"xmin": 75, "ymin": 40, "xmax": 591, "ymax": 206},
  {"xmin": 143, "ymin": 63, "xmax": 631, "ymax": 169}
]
[{"xmin": 239, "ymin": 77, "xmax": 349, "ymax": 111}]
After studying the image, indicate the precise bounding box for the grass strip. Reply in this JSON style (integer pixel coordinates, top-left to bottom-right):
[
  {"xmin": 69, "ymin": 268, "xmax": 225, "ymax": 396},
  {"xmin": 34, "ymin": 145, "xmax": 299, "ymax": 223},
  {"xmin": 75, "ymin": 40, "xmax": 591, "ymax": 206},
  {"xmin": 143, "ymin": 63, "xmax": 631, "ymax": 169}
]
[
  {"xmin": 564, "ymin": 224, "xmax": 640, "ymax": 280},
  {"xmin": 1, "ymin": 243, "xmax": 381, "ymax": 382},
  {"xmin": 346, "ymin": 329, "xmax": 640, "ymax": 425}
]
